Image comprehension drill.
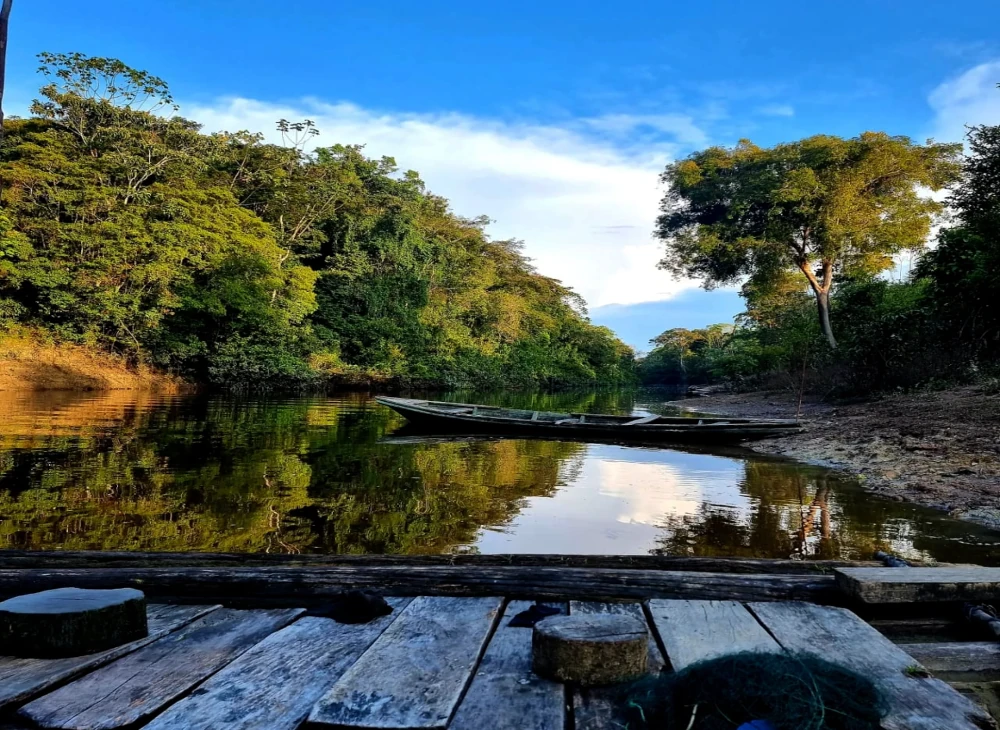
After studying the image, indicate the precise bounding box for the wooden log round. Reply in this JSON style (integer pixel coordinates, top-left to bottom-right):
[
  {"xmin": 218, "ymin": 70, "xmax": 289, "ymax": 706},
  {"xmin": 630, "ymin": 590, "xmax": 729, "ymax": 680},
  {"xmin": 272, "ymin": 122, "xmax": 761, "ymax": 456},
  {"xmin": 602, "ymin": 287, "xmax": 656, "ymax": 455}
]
[
  {"xmin": 0, "ymin": 587, "xmax": 147, "ymax": 657},
  {"xmin": 532, "ymin": 614, "xmax": 648, "ymax": 686}
]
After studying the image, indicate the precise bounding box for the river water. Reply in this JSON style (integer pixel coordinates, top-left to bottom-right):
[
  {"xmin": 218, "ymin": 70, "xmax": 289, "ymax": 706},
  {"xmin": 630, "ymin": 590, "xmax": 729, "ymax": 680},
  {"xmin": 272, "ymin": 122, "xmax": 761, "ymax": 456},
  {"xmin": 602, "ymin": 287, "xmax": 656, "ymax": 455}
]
[{"xmin": 0, "ymin": 388, "xmax": 997, "ymax": 564}]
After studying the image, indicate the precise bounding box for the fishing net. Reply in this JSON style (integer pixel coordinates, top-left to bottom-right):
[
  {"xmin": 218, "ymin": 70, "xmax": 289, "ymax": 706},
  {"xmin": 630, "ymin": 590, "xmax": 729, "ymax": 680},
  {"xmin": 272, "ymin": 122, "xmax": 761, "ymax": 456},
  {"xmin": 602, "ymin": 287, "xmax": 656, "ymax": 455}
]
[{"xmin": 617, "ymin": 651, "xmax": 886, "ymax": 730}]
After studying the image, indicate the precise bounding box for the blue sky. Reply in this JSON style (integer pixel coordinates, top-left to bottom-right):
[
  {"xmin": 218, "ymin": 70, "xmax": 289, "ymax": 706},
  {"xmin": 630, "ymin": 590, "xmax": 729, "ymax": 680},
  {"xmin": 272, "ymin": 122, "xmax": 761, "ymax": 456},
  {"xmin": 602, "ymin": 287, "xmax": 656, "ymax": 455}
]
[{"xmin": 6, "ymin": 1, "xmax": 1000, "ymax": 350}]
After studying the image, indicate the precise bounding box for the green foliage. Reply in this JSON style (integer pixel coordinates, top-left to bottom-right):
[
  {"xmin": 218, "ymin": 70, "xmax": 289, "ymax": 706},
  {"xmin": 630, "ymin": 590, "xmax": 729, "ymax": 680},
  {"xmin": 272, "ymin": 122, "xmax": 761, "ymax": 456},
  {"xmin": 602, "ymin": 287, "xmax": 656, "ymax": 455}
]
[
  {"xmin": 647, "ymin": 106, "xmax": 1000, "ymax": 395},
  {"xmin": 637, "ymin": 325, "xmax": 734, "ymax": 385},
  {"xmin": 0, "ymin": 52, "xmax": 633, "ymax": 388},
  {"xmin": 918, "ymin": 119, "xmax": 1000, "ymax": 365},
  {"xmin": 657, "ymin": 134, "xmax": 962, "ymax": 349}
]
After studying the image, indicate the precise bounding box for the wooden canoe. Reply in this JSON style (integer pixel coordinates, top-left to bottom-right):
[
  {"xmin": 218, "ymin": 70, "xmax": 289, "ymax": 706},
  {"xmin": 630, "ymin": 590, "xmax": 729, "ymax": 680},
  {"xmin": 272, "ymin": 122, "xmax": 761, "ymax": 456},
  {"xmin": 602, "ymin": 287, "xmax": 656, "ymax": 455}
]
[{"xmin": 375, "ymin": 397, "xmax": 801, "ymax": 443}]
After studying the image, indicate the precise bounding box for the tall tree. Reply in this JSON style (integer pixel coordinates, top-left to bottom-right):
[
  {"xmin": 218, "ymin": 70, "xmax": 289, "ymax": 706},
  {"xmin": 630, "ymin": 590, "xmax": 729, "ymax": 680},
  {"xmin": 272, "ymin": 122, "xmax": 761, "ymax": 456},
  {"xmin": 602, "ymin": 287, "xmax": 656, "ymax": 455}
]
[{"xmin": 655, "ymin": 134, "xmax": 962, "ymax": 348}]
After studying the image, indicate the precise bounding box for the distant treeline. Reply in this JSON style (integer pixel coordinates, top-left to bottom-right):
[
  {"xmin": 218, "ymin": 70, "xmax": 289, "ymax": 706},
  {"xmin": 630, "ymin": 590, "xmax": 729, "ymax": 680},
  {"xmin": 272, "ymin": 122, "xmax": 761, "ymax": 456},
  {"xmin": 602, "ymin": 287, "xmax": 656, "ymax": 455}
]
[
  {"xmin": 0, "ymin": 53, "xmax": 633, "ymax": 389},
  {"xmin": 640, "ymin": 115, "xmax": 1000, "ymax": 393}
]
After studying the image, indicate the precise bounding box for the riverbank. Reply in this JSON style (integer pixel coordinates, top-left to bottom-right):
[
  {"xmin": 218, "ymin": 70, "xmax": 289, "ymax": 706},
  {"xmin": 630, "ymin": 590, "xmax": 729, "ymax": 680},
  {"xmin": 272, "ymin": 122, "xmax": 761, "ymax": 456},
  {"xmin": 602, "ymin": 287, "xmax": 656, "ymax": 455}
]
[
  {"xmin": 673, "ymin": 384, "xmax": 1000, "ymax": 530},
  {"xmin": 0, "ymin": 336, "xmax": 186, "ymax": 391}
]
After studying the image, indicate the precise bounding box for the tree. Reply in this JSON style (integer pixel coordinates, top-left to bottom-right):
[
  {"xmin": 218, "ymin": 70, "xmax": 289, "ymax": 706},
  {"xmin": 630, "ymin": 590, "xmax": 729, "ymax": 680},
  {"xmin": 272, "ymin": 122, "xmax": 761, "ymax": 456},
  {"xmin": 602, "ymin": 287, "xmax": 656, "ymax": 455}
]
[
  {"xmin": 918, "ymin": 101, "xmax": 1000, "ymax": 360},
  {"xmin": 655, "ymin": 134, "xmax": 962, "ymax": 349},
  {"xmin": 0, "ymin": 0, "xmax": 12, "ymax": 144}
]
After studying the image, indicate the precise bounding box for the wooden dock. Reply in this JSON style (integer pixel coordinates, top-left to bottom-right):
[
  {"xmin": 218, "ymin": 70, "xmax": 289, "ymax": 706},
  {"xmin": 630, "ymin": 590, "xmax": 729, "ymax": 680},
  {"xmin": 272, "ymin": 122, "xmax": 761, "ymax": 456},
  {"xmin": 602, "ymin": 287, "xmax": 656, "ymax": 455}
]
[{"xmin": 1, "ymin": 555, "xmax": 999, "ymax": 729}]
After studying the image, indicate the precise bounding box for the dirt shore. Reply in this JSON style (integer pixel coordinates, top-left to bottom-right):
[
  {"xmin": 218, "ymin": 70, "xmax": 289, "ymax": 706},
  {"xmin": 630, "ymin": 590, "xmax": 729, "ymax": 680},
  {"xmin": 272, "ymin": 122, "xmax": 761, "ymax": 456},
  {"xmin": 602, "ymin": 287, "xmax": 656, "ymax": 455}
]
[
  {"xmin": 0, "ymin": 336, "xmax": 186, "ymax": 391},
  {"xmin": 672, "ymin": 385, "xmax": 1000, "ymax": 530}
]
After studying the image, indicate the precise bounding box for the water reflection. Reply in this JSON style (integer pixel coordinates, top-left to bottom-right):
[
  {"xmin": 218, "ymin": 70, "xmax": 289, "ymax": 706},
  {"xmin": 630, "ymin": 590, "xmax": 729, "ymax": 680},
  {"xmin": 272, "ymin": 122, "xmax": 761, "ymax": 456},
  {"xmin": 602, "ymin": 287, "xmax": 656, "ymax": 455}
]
[{"xmin": 0, "ymin": 390, "xmax": 997, "ymax": 564}]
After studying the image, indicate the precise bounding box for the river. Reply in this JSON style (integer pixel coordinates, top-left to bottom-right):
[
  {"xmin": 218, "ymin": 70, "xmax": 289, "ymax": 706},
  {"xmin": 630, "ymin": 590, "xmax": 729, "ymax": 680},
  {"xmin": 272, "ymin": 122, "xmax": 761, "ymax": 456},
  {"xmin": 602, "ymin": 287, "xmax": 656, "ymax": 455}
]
[{"xmin": 0, "ymin": 388, "xmax": 997, "ymax": 564}]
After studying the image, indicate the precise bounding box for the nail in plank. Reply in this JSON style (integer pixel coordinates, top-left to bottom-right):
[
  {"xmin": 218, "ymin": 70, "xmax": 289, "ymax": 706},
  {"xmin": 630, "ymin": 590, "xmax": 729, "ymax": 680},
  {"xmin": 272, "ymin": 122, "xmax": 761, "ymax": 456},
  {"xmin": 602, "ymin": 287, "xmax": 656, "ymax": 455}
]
[
  {"xmin": 450, "ymin": 601, "xmax": 566, "ymax": 730},
  {"xmin": 750, "ymin": 601, "xmax": 994, "ymax": 730},
  {"xmin": 646, "ymin": 599, "xmax": 779, "ymax": 671},
  {"xmin": 0, "ymin": 604, "xmax": 219, "ymax": 710},
  {"xmin": 145, "ymin": 599, "xmax": 410, "ymax": 730},
  {"xmin": 308, "ymin": 596, "xmax": 503, "ymax": 729},
  {"xmin": 19, "ymin": 608, "xmax": 302, "ymax": 730}
]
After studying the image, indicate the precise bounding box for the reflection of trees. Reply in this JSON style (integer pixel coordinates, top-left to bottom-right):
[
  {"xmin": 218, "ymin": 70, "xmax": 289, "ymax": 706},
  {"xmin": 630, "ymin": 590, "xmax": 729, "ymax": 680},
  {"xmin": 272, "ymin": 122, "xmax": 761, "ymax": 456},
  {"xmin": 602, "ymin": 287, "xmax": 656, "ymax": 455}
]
[
  {"xmin": 651, "ymin": 459, "xmax": 999, "ymax": 563},
  {"xmin": 0, "ymin": 392, "xmax": 585, "ymax": 554},
  {"xmin": 3, "ymin": 390, "xmax": 996, "ymax": 563}
]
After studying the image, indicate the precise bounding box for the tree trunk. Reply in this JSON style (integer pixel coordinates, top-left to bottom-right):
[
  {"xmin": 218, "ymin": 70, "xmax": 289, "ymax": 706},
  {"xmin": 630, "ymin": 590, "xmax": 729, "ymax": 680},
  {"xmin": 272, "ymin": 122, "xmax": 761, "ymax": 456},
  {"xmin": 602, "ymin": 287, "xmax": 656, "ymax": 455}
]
[
  {"xmin": 815, "ymin": 288, "xmax": 837, "ymax": 350},
  {"xmin": 0, "ymin": 0, "xmax": 11, "ymax": 141}
]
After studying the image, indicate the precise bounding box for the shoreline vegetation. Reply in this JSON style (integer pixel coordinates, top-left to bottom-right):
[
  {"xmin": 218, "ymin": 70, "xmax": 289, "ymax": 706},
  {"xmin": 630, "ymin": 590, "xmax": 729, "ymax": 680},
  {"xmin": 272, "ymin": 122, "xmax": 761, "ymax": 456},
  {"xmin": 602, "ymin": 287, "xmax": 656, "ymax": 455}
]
[{"xmin": 0, "ymin": 54, "xmax": 633, "ymax": 392}]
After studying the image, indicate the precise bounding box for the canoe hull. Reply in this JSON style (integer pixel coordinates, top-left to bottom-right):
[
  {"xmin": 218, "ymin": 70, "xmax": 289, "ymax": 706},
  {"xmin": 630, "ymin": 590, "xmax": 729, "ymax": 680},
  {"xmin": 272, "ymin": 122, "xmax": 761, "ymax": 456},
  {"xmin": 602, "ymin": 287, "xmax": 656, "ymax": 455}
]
[{"xmin": 376, "ymin": 397, "xmax": 800, "ymax": 443}]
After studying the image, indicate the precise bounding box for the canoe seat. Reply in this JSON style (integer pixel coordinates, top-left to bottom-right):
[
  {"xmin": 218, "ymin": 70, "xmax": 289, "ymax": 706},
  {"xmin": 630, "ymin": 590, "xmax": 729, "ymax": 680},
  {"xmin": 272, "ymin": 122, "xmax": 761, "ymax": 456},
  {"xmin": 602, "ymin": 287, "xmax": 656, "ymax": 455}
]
[
  {"xmin": 530, "ymin": 411, "xmax": 539, "ymax": 421},
  {"xmin": 623, "ymin": 414, "xmax": 660, "ymax": 426},
  {"xmin": 554, "ymin": 418, "xmax": 579, "ymax": 425}
]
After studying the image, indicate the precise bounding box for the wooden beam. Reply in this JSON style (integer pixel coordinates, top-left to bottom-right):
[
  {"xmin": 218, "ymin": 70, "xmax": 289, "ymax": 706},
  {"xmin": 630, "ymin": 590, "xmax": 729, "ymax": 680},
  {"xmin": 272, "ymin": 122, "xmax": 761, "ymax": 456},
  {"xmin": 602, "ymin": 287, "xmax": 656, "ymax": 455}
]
[
  {"xmin": 0, "ymin": 550, "xmax": 877, "ymax": 574},
  {"xmin": 837, "ymin": 567, "xmax": 1000, "ymax": 603},
  {"xmin": 904, "ymin": 642, "xmax": 1000, "ymax": 676},
  {"xmin": 0, "ymin": 566, "xmax": 843, "ymax": 605}
]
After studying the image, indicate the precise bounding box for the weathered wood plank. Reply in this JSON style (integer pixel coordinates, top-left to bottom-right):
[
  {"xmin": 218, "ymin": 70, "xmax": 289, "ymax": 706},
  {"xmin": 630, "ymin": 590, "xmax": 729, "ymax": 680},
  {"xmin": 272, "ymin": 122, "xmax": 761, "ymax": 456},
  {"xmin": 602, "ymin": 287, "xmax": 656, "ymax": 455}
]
[
  {"xmin": 646, "ymin": 599, "xmax": 780, "ymax": 672},
  {"xmin": 836, "ymin": 567, "xmax": 1000, "ymax": 603},
  {"xmin": 869, "ymin": 618, "xmax": 964, "ymax": 642},
  {"xmin": 307, "ymin": 596, "xmax": 503, "ymax": 729},
  {"xmin": 0, "ymin": 604, "xmax": 219, "ymax": 711},
  {"xmin": 750, "ymin": 601, "xmax": 995, "ymax": 730},
  {"xmin": 0, "ymin": 549, "xmax": 878, "ymax": 573},
  {"xmin": 449, "ymin": 601, "xmax": 565, "ymax": 730},
  {"xmin": 143, "ymin": 599, "xmax": 409, "ymax": 730},
  {"xmin": 19, "ymin": 608, "xmax": 302, "ymax": 730},
  {"xmin": 570, "ymin": 602, "xmax": 666, "ymax": 730},
  {"xmin": 904, "ymin": 642, "xmax": 1000, "ymax": 676},
  {"xmin": 0, "ymin": 566, "xmax": 840, "ymax": 604}
]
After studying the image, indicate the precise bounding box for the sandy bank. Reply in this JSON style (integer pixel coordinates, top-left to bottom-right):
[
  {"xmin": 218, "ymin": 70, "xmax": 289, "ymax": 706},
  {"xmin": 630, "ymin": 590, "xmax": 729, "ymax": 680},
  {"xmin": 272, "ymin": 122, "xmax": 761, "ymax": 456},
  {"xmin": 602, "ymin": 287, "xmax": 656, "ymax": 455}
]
[
  {"xmin": 672, "ymin": 385, "xmax": 1000, "ymax": 530},
  {"xmin": 0, "ymin": 336, "xmax": 186, "ymax": 392}
]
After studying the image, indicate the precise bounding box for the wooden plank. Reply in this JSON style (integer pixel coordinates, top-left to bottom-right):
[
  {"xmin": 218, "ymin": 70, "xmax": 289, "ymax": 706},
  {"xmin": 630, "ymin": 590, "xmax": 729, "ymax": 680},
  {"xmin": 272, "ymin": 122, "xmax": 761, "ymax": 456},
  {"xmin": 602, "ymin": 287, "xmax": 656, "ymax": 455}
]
[
  {"xmin": 0, "ymin": 604, "xmax": 219, "ymax": 711},
  {"xmin": 0, "ymin": 550, "xmax": 881, "ymax": 573},
  {"xmin": 570, "ymin": 602, "xmax": 666, "ymax": 730},
  {"xmin": 836, "ymin": 567, "xmax": 1000, "ymax": 603},
  {"xmin": 308, "ymin": 596, "xmax": 503, "ymax": 729},
  {"xmin": 449, "ymin": 601, "xmax": 566, "ymax": 730},
  {"xmin": 869, "ymin": 618, "xmax": 964, "ymax": 642},
  {"xmin": 750, "ymin": 601, "xmax": 995, "ymax": 730},
  {"xmin": 0, "ymin": 567, "xmax": 841, "ymax": 604},
  {"xmin": 18, "ymin": 608, "xmax": 302, "ymax": 730},
  {"xmin": 144, "ymin": 599, "xmax": 410, "ymax": 730},
  {"xmin": 646, "ymin": 599, "xmax": 779, "ymax": 671},
  {"xmin": 904, "ymin": 642, "xmax": 1000, "ymax": 675},
  {"xmin": 623, "ymin": 414, "xmax": 660, "ymax": 426}
]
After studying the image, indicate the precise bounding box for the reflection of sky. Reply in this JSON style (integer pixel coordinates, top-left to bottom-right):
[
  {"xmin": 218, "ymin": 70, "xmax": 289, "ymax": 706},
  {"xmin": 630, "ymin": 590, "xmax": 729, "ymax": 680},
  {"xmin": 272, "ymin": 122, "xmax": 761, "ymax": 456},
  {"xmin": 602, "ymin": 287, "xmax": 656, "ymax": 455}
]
[{"xmin": 474, "ymin": 443, "xmax": 752, "ymax": 554}]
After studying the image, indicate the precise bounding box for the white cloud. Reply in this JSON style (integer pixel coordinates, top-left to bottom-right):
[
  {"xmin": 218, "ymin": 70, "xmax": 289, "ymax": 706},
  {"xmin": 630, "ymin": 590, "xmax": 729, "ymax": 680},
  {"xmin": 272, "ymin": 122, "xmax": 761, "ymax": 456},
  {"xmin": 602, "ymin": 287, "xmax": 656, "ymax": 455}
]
[
  {"xmin": 928, "ymin": 60, "xmax": 1000, "ymax": 142},
  {"xmin": 757, "ymin": 103, "xmax": 795, "ymax": 117},
  {"xmin": 183, "ymin": 97, "xmax": 703, "ymax": 307}
]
